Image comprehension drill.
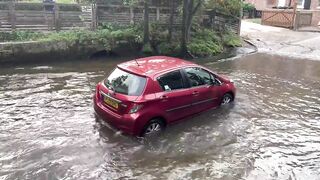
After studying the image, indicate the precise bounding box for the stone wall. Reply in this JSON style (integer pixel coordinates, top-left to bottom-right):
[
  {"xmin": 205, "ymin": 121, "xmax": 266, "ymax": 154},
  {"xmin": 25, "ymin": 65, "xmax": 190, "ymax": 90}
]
[{"xmin": 0, "ymin": 41, "xmax": 104, "ymax": 63}]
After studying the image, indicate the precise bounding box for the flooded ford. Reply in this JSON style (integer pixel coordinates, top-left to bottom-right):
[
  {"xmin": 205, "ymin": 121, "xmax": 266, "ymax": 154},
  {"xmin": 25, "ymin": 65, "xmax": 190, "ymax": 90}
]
[{"xmin": 1, "ymin": 53, "xmax": 320, "ymax": 179}]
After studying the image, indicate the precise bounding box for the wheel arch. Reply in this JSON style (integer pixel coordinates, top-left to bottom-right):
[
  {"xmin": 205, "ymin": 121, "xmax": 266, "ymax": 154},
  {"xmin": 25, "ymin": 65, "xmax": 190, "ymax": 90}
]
[
  {"xmin": 225, "ymin": 91, "xmax": 235, "ymax": 101},
  {"xmin": 138, "ymin": 116, "xmax": 167, "ymax": 137},
  {"xmin": 148, "ymin": 116, "xmax": 167, "ymax": 127}
]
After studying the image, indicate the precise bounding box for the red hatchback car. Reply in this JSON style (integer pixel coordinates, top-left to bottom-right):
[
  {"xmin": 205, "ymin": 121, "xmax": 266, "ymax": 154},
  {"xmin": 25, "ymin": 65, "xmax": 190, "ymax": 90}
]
[{"xmin": 94, "ymin": 56, "xmax": 236, "ymax": 136}]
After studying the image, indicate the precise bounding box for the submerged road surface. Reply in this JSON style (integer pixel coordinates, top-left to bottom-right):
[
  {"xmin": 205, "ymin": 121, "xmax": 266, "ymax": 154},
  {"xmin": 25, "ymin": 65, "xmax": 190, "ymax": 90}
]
[{"xmin": 0, "ymin": 54, "xmax": 320, "ymax": 180}]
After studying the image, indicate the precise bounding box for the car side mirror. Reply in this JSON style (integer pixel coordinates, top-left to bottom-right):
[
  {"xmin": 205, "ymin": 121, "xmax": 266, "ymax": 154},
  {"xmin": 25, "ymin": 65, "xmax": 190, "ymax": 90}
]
[{"xmin": 211, "ymin": 78, "xmax": 221, "ymax": 86}]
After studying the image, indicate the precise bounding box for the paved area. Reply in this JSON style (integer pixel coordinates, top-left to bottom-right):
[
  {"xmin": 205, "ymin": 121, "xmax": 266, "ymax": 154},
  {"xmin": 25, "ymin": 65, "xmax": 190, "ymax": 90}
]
[{"xmin": 241, "ymin": 21, "xmax": 320, "ymax": 60}]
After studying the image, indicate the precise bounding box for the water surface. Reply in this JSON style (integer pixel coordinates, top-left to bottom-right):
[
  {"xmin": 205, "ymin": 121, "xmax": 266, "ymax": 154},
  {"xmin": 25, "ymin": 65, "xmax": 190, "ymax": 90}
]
[{"xmin": 0, "ymin": 54, "xmax": 320, "ymax": 180}]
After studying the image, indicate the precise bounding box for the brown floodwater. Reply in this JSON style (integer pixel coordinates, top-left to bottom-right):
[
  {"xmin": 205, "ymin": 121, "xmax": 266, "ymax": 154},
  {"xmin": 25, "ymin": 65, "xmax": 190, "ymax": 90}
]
[{"xmin": 0, "ymin": 53, "xmax": 320, "ymax": 180}]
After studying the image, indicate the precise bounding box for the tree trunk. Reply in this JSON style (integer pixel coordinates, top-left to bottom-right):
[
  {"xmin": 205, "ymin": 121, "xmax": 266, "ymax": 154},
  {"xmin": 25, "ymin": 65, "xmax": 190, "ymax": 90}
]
[
  {"xmin": 180, "ymin": 0, "xmax": 202, "ymax": 57},
  {"xmin": 180, "ymin": 0, "xmax": 189, "ymax": 57},
  {"xmin": 143, "ymin": 0, "xmax": 150, "ymax": 45},
  {"xmin": 168, "ymin": 0, "xmax": 174, "ymax": 42},
  {"xmin": 186, "ymin": 0, "xmax": 193, "ymax": 42}
]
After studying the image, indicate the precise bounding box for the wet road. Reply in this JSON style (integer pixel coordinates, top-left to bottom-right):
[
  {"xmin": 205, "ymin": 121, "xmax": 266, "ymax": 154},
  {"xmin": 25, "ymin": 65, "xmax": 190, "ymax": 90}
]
[{"xmin": 0, "ymin": 54, "xmax": 320, "ymax": 180}]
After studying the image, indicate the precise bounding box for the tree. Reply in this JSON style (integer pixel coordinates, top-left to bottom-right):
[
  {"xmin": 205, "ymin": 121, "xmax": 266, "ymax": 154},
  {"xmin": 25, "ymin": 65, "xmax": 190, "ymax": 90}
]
[
  {"xmin": 168, "ymin": 0, "xmax": 175, "ymax": 42},
  {"xmin": 124, "ymin": 0, "xmax": 151, "ymax": 53},
  {"xmin": 204, "ymin": 0, "xmax": 242, "ymax": 16},
  {"xmin": 180, "ymin": 0, "xmax": 202, "ymax": 57},
  {"xmin": 143, "ymin": 0, "xmax": 150, "ymax": 45}
]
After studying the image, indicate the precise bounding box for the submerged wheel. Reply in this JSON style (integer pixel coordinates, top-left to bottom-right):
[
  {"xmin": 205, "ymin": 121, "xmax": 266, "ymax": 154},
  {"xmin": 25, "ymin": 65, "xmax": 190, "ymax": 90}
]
[
  {"xmin": 221, "ymin": 93, "xmax": 233, "ymax": 105},
  {"xmin": 141, "ymin": 119, "xmax": 165, "ymax": 137}
]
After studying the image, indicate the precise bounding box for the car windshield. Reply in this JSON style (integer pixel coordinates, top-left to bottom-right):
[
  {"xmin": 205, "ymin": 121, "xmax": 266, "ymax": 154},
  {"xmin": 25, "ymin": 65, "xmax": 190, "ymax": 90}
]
[{"xmin": 104, "ymin": 68, "xmax": 146, "ymax": 96}]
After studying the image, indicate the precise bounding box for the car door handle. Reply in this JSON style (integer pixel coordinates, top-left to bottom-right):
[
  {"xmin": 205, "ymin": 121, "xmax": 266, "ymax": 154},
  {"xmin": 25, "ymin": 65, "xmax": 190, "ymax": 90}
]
[
  {"xmin": 192, "ymin": 91, "xmax": 199, "ymax": 95},
  {"xmin": 159, "ymin": 95, "xmax": 168, "ymax": 100}
]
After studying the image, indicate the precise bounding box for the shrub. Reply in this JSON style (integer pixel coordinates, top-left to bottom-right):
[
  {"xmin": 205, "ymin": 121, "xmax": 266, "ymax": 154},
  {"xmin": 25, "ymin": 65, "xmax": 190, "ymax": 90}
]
[
  {"xmin": 158, "ymin": 42, "xmax": 180, "ymax": 56},
  {"xmin": 142, "ymin": 43, "xmax": 153, "ymax": 55},
  {"xmin": 150, "ymin": 23, "xmax": 168, "ymax": 44},
  {"xmin": 0, "ymin": 24, "xmax": 241, "ymax": 58},
  {"xmin": 222, "ymin": 30, "xmax": 242, "ymax": 47},
  {"xmin": 0, "ymin": 31, "xmax": 45, "ymax": 42},
  {"xmin": 188, "ymin": 29, "xmax": 223, "ymax": 57},
  {"xmin": 243, "ymin": 3, "xmax": 255, "ymax": 12}
]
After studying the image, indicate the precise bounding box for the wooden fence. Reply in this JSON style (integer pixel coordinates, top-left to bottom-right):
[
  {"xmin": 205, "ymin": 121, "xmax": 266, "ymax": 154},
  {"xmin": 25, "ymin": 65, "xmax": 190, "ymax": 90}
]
[
  {"xmin": 96, "ymin": 5, "xmax": 241, "ymax": 34},
  {"xmin": 96, "ymin": 4, "xmax": 182, "ymax": 26},
  {"xmin": 261, "ymin": 9, "xmax": 295, "ymax": 28},
  {"xmin": 0, "ymin": 2, "xmax": 93, "ymax": 31},
  {"xmin": 203, "ymin": 10, "xmax": 241, "ymax": 35},
  {"xmin": 261, "ymin": 9, "xmax": 313, "ymax": 29},
  {"xmin": 0, "ymin": 2, "xmax": 241, "ymax": 34}
]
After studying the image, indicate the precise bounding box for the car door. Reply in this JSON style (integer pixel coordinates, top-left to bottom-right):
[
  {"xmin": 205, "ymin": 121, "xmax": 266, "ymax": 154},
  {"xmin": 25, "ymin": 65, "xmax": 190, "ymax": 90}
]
[
  {"xmin": 183, "ymin": 67, "xmax": 220, "ymax": 113},
  {"xmin": 154, "ymin": 70, "xmax": 194, "ymax": 122}
]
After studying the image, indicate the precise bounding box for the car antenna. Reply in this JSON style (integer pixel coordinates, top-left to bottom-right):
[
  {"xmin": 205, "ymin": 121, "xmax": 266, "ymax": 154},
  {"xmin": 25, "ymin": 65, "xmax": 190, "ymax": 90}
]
[{"xmin": 134, "ymin": 58, "xmax": 140, "ymax": 66}]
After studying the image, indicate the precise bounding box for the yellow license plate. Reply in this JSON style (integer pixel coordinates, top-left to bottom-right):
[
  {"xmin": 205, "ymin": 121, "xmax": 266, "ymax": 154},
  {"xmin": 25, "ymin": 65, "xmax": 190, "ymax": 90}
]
[{"xmin": 104, "ymin": 96, "xmax": 119, "ymax": 109}]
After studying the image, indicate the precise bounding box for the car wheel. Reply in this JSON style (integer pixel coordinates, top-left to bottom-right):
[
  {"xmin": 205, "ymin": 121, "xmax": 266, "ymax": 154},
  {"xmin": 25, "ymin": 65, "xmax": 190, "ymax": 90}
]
[
  {"xmin": 141, "ymin": 119, "xmax": 165, "ymax": 137},
  {"xmin": 221, "ymin": 93, "xmax": 233, "ymax": 105}
]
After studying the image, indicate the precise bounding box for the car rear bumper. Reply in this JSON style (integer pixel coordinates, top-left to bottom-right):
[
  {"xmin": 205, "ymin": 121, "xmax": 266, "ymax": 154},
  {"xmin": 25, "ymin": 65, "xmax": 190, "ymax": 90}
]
[{"xmin": 93, "ymin": 96, "xmax": 140, "ymax": 136}]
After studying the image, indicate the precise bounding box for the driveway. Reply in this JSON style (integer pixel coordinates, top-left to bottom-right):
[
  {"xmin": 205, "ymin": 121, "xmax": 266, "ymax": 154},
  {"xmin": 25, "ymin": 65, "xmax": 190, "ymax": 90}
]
[{"xmin": 241, "ymin": 21, "xmax": 320, "ymax": 60}]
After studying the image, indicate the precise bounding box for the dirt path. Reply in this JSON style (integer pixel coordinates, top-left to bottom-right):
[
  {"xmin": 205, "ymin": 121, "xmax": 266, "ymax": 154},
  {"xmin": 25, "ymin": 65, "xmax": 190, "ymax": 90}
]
[{"xmin": 241, "ymin": 21, "xmax": 320, "ymax": 61}]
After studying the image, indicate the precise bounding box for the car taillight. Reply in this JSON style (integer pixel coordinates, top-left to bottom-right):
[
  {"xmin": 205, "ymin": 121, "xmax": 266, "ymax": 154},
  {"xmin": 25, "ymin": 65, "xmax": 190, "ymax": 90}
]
[{"xmin": 129, "ymin": 104, "xmax": 143, "ymax": 114}]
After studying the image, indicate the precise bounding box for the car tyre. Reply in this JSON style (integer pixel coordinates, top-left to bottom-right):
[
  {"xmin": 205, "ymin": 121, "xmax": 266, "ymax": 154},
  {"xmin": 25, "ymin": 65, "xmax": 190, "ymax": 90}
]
[
  {"xmin": 221, "ymin": 93, "xmax": 233, "ymax": 105},
  {"xmin": 141, "ymin": 119, "xmax": 165, "ymax": 137}
]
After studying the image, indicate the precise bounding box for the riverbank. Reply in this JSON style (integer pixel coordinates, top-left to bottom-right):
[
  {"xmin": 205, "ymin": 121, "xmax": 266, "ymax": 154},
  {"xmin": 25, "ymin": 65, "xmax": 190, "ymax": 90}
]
[
  {"xmin": 0, "ymin": 26, "xmax": 242, "ymax": 64},
  {"xmin": 0, "ymin": 40, "xmax": 106, "ymax": 63}
]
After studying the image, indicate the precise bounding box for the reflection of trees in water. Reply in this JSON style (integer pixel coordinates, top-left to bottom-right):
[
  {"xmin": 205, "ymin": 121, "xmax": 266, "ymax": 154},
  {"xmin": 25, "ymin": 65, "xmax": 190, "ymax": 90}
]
[{"xmin": 112, "ymin": 75, "xmax": 129, "ymax": 94}]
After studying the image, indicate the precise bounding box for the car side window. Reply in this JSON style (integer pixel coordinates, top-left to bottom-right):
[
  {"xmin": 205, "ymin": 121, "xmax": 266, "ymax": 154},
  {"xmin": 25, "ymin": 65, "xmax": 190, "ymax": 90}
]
[
  {"xmin": 185, "ymin": 67, "xmax": 212, "ymax": 87},
  {"xmin": 210, "ymin": 73, "xmax": 222, "ymax": 85},
  {"xmin": 157, "ymin": 70, "xmax": 185, "ymax": 91}
]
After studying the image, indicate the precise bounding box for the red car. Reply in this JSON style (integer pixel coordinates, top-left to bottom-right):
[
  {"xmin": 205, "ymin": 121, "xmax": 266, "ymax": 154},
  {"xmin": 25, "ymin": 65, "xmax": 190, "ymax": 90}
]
[{"xmin": 94, "ymin": 56, "xmax": 236, "ymax": 136}]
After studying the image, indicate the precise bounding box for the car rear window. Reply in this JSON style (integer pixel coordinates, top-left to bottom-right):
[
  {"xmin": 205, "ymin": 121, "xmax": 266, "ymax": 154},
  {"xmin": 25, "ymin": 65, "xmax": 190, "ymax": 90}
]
[{"xmin": 104, "ymin": 68, "xmax": 146, "ymax": 96}]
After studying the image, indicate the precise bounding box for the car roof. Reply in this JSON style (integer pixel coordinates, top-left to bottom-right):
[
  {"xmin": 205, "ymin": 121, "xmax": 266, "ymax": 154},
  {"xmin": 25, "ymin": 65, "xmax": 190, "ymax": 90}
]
[{"xmin": 117, "ymin": 56, "xmax": 196, "ymax": 78}]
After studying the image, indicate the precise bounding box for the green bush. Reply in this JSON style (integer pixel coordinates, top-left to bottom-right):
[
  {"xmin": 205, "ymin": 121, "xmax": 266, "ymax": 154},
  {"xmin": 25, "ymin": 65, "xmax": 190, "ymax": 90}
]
[
  {"xmin": 150, "ymin": 23, "xmax": 168, "ymax": 44},
  {"xmin": 0, "ymin": 24, "xmax": 241, "ymax": 58},
  {"xmin": 142, "ymin": 43, "xmax": 153, "ymax": 55},
  {"xmin": 243, "ymin": 3, "xmax": 255, "ymax": 12},
  {"xmin": 0, "ymin": 31, "xmax": 45, "ymax": 42},
  {"xmin": 158, "ymin": 42, "xmax": 180, "ymax": 56},
  {"xmin": 37, "ymin": 25, "xmax": 143, "ymax": 51},
  {"xmin": 222, "ymin": 30, "xmax": 242, "ymax": 47},
  {"xmin": 188, "ymin": 29, "xmax": 223, "ymax": 57}
]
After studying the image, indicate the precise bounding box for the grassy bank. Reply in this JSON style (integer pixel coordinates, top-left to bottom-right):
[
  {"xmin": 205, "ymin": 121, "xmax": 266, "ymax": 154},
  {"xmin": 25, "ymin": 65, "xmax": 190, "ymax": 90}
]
[{"xmin": 0, "ymin": 24, "xmax": 241, "ymax": 58}]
